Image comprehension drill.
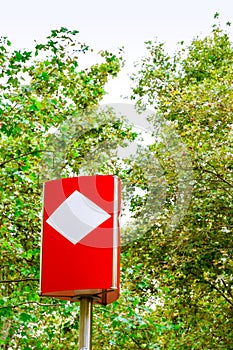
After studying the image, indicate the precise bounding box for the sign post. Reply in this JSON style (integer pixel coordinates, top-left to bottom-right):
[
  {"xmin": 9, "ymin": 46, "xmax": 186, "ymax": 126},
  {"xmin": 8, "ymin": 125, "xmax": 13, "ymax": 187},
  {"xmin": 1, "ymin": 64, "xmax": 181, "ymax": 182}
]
[
  {"xmin": 79, "ymin": 297, "xmax": 93, "ymax": 350},
  {"xmin": 40, "ymin": 175, "xmax": 121, "ymax": 348}
]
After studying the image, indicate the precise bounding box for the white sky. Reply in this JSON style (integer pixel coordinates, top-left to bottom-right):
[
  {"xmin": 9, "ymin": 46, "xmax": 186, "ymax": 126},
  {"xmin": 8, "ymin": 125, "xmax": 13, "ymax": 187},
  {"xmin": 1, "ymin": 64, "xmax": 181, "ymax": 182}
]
[{"xmin": 1, "ymin": 0, "xmax": 233, "ymax": 102}]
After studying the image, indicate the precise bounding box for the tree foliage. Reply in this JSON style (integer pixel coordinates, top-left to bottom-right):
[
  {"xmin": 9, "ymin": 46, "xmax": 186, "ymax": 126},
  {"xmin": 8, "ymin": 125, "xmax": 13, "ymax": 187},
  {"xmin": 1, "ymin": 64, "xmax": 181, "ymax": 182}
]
[
  {"xmin": 129, "ymin": 21, "xmax": 233, "ymax": 348},
  {"xmin": 1, "ymin": 20, "xmax": 233, "ymax": 349},
  {"xmin": 0, "ymin": 28, "xmax": 126, "ymax": 349}
]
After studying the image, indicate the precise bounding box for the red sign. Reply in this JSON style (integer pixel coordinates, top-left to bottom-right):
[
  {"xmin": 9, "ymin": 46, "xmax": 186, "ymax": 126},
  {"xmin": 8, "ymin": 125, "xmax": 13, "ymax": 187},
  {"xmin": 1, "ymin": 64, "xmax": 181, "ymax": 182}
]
[{"xmin": 40, "ymin": 175, "xmax": 121, "ymax": 305}]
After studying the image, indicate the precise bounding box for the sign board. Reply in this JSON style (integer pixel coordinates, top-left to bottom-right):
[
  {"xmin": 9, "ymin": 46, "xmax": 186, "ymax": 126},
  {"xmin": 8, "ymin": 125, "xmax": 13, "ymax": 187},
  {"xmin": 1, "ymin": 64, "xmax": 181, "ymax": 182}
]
[{"xmin": 40, "ymin": 175, "xmax": 121, "ymax": 305}]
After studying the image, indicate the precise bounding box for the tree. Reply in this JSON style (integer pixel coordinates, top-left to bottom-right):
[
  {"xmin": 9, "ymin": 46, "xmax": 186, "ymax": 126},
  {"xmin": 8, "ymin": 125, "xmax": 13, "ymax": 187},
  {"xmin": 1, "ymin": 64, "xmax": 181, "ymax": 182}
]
[
  {"xmin": 0, "ymin": 28, "xmax": 129, "ymax": 349},
  {"xmin": 128, "ymin": 19, "xmax": 233, "ymax": 348},
  {"xmin": 1, "ymin": 19, "xmax": 233, "ymax": 349}
]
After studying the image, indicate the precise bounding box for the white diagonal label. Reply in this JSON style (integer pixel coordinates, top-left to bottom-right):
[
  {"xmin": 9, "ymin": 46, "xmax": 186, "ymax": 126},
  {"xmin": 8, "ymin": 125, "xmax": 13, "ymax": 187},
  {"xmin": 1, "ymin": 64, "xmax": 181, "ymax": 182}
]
[{"xmin": 46, "ymin": 190, "xmax": 111, "ymax": 244}]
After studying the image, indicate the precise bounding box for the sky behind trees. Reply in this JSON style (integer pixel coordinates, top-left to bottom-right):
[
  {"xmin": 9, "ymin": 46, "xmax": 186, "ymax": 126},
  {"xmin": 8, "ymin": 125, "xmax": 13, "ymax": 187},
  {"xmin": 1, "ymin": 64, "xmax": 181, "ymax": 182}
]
[{"xmin": 1, "ymin": 0, "xmax": 233, "ymax": 101}]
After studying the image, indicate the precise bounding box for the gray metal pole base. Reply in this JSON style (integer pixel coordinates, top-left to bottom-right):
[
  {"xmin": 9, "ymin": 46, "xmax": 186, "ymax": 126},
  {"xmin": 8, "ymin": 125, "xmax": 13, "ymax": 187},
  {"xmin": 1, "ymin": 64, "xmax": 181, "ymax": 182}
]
[{"xmin": 79, "ymin": 297, "xmax": 93, "ymax": 350}]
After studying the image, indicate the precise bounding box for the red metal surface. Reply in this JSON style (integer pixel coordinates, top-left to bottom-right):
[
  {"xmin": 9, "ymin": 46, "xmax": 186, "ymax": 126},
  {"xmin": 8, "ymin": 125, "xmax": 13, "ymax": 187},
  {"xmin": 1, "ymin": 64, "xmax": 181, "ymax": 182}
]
[{"xmin": 40, "ymin": 175, "xmax": 121, "ymax": 305}]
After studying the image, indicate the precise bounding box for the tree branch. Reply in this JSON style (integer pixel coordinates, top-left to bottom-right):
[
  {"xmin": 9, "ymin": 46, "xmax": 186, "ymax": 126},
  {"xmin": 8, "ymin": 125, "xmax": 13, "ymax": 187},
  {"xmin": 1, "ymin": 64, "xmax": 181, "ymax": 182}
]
[
  {"xmin": 207, "ymin": 280, "xmax": 233, "ymax": 307},
  {"xmin": 221, "ymin": 278, "xmax": 233, "ymax": 300},
  {"xmin": 0, "ymin": 278, "xmax": 39, "ymax": 284},
  {"xmin": 199, "ymin": 166, "xmax": 233, "ymax": 188},
  {"xmin": 0, "ymin": 150, "xmax": 46, "ymax": 167},
  {"xmin": 189, "ymin": 271, "xmax": 233, "ymax": 307},
  {"xmin": 0, "ymin": 301, "xmax": 62, "ymax": 310}
]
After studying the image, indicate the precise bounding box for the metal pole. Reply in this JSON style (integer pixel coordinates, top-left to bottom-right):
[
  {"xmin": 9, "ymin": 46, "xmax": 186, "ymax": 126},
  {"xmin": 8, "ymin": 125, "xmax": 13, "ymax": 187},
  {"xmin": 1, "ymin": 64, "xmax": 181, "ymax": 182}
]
[{"xmin": 79, "ymin": 297, "xmax": 93, "ymax": 350}]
